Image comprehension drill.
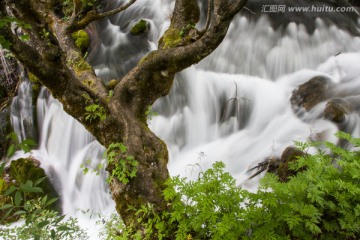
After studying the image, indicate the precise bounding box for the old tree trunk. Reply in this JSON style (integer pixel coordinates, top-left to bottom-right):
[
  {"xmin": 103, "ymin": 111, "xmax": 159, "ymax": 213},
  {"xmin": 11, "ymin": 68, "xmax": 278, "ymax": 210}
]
[{"xmin": 0, "ymin": 0, "xmax": 246, "ymax": 229}]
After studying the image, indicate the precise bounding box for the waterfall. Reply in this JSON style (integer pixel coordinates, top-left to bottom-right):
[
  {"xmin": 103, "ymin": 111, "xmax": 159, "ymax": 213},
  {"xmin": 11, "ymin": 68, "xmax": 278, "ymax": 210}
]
[{"xmin": 9, "ymin": 0, "xmax": 360, "ymax": 237}]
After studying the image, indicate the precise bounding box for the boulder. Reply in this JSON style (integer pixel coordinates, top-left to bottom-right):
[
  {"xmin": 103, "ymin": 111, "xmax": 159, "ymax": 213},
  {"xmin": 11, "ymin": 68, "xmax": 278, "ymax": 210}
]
[
  {"xmin": 249, "ymin": 147, "xmax": 307, "ymax": 182},
  {"xmin": 324, "ymin": 99, "xmax": 349, "ymax": 124},
  {"xmin": 275, "ymin": 147, "xmax": 307, "ymax": 182},
  {"xmin": 291, "ymin": 76, "xmax": 331, "ymax": 111}
]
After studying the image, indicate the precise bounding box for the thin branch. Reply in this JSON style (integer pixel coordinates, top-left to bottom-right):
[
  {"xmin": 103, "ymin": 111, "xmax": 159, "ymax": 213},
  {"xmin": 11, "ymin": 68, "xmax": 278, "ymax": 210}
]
[
  {"xmin": 68, "ymin": 0, "xmax": 137, "ymax": 32},
  {"xmin": 69, "ymin": 0, "xmax": 80, "ymax": 24},
  {"xmin": 229, "ymin": 0, "xmax": 248, "ymax": 15},
  {"xmin": 242, "ymin": 6, "xmax": 256, "ymax": 15}
]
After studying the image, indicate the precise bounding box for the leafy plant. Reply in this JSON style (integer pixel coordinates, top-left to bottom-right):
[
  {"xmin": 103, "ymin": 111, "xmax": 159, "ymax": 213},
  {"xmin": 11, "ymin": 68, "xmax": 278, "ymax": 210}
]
[
  {"xmin": 104, "ymin": 142, "xmax": 138, "ymax": 184},
  {"xmin": 0, "ymin": 162, "xmax": 87, "ymax": 239},
  {"xmin": 84, "ymin": 103, "xmax": 106, "ymax": 122},
  {"xmin": 99, "ymin": 132, "xmax": 360, "ymax": 240},
  {"xmin": 6, "ymin": 132, "xmax": 37, "ymax": 158},
  {"xmin": 0, "ymin": 191, "xmax": 87, "ymax": 240},
  {"xmin": 80, "ymin": 159, "xmax": 103, "ymax": 176},
  {"xmin": 0, "ymin": 17, "xmax": 31, "ymax": 48}
]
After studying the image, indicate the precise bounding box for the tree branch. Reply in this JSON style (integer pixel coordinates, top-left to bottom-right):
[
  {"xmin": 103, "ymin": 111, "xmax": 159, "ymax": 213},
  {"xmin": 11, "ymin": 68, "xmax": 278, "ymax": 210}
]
[
  {"xmin": 68, "ymin": 0, "xmax": 137, "ymax": 32},
  {"xmin": 113, "ymin": 0, "xmax": 247, "ymax": 115}
]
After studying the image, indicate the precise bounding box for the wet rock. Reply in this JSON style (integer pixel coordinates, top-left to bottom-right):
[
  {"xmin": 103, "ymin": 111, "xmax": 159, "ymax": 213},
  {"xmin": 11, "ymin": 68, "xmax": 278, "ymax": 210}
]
[
  {"xmin": 324, "ymin": 99, "xmax": 349, "ymax": 124},
  {"xmin": 275, "ymin": 147, "xmax": 307, "ymax": 182},
  {"xmin": 291, "ymin": 76, "xmax": 331, "ymax": 111},
  {"xmin": 249, "ymin": 147, "xmax": 307, "ymax": 182}
]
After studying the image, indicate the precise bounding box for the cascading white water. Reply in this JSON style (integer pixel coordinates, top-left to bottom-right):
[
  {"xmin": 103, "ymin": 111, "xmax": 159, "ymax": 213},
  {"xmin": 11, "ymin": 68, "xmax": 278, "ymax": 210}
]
[{"xmin": 9, "ymin": 0, "xmax": 360, "ymax": 237}]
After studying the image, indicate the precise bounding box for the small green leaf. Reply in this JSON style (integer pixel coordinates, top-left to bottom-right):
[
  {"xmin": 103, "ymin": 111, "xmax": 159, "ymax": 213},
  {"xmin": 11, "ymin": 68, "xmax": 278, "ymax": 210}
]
[
  {"xmin": 4, "ymin": 186, "xmax": 17, "ymax": 196},
  {"xmin": 0, "ymin": 162, "xmax": 5, "ymax": 175},
  {"xmin": 6, "ymin": 144, "xmax": 16, "ymax": 158},
  {"xmin": 34, "ymin": 177, "xmax": 46, "ymax": 186},
  {"xmin": 14, "ymin": 210, "xmax": 26, "ymax": 216},
  {"xmin": 3, "ymin": 207, "xmax": 14, "ymax": 219},
  {"xmin": 14, "ymin": 191, "xmax": 23, "ymax": 206},
  {"xmin": 37, "ymin": 220, "xmax": 50, "ymax": 228},
  {"xmin": 51, "ymin": 229, "xmax": 56, "ymax": 239},
  {"xmin": 0, "ymin": 204, "xmax": 13, "ymax": 210}
]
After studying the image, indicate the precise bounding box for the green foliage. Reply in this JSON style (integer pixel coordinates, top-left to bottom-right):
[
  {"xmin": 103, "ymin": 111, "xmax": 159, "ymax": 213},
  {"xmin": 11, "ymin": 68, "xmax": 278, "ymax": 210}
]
[
  {"xmin": 81, "ymin": 0, "xmax": 97, "ymax": 9},
  {"xmin": 104, "ymin": 142, "xmax": 138, "ymax": 184},
  {"xmin": 97, "ymin": 213, "xmax": 124, "ymax": 240},
  {"xmin": 84, "ymin": 103, "xmax": 106, "ymax": 122},
  {"xmin": 0, "ymin": 182, "xmax": 87, "ymax": 239},
  {"xmin": 0, "ymin": 161, "xmax": 86, "ymax": 239},
  {"xmin": 179, "ymin": 23, "xmax": 195, "ymax": 37},
  {"xmin": 145, "ymin": 105, "xmax": 158, "ymax": 123},
  {"xmin": 246, "ymin": 132, "xmax": 360, "ymax": 239},
  {"xmin": 80, "ymin": 159, "xmax": 103, "ymax": 176},
  {"xmin": 162, "ymin": 161, "xmax": 248, "ymax": 239},
  {"xmin": 0, "ymin": 17, "xmax": 31, "ymax": 48},
  {"xmin": 59, "ymin": 0, "xmax": 98, "ymax": 20},
  {"xmin": 100, "ymin": 132, "xmax": 360, "ymax": 239},
  {"xmin": 6, "ymin": 132, "xmax": 37, "ymax": 158}
]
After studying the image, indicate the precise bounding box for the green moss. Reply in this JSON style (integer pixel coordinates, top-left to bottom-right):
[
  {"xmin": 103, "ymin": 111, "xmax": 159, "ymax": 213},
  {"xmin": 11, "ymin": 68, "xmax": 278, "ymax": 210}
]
[
  {"xmin": 28, "ymin": 72, "xmax": 39, "ymax": 84},
  {"xmin": 159, "ymin": 27, "xmax": 182, "ymax": 49},
  {"xmin": 130, "ymin": 19, "xmax": 148, "ymax": 35},
  {"xmin": 106, "ymin": 79, "xmax": 118, "ymax": 90},
  {"xmin": 28, "ymin": 72, "xmax": 41, "ymax": 103},
  {"xmin": 83, "ymin": 79, "xmax": 94, "ymax": 88},
  {"xmin": 71, "ymin": 30, "xmax": 90, "ymax": 53}
]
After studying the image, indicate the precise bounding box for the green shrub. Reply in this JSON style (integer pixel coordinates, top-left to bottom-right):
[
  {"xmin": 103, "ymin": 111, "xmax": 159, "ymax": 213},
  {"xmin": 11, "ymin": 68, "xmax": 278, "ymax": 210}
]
[
  {"xmin": 99, "ymin": 132, "xmax": 360, "ymax": 240},
  {"xmin": 0, "ymin": 162, "xmax": 87, "ymax": 239}
]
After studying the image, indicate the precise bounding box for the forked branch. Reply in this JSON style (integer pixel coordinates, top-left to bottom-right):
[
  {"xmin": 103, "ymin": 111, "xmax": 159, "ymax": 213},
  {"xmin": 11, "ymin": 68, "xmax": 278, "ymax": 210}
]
[{"xmin": 68, "ymin": 0, "xmax": 137, "ymax": 32}]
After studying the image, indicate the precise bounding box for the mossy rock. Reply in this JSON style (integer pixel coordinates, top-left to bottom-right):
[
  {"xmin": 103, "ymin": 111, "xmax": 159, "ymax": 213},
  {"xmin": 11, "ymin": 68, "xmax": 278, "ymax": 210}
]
[
  {"xmin": 0, "ymin": 158, "xmax": 60, "ymax": 222},
  {"xmin": 71, "ymin": 30, "xmax": 90, "ymax": 53},
  {"xmin": 106, "ymin": 79, "xmax": 118, "ymax": 90},
  {"xmin": 130, "ymin": 19, "xmax": 148, "ymax": 35}
]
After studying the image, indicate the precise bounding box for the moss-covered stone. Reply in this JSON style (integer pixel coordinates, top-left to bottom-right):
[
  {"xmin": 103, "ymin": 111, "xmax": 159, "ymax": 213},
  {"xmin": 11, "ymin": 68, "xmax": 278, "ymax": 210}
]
[
  {"xmin": 106, "ymin": 79, "xmax": 118, "ymax": 90},
  {"xmin": 71, "ymin": 30, "xmax": 90, "ymax": 53},
  {"xmin": 130, "ymin": 19, "xmax": 148, "ymax": 35}
]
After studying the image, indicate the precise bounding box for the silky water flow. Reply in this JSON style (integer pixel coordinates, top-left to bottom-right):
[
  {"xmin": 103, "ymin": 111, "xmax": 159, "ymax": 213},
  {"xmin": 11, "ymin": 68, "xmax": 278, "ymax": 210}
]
[{"xmin": 9, "ymin": 0, "xmax": 360, "ymax": 237}]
